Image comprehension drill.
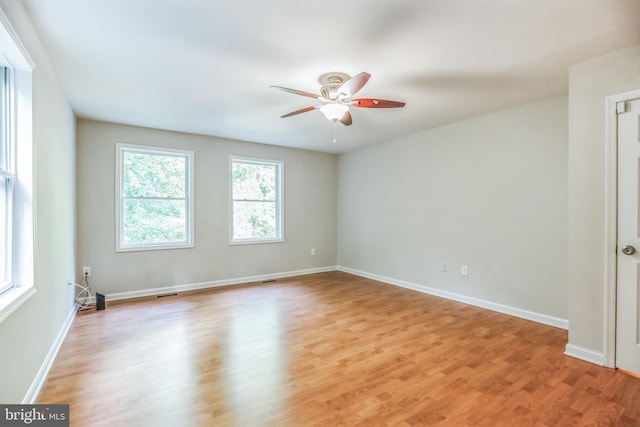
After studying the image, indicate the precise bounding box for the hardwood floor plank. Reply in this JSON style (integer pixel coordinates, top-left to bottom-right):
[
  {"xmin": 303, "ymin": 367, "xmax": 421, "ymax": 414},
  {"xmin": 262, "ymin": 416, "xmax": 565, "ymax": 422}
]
[{"xmin": 37, "ymin": 271, "xmax": 640, "ymax": 426}]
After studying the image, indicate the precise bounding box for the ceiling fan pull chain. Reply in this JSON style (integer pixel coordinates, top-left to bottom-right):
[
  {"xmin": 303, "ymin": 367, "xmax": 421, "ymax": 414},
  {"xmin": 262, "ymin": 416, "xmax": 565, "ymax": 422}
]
[{"xmin": 333, "ymin": 120, "xmax": 337, "ymax": 143}]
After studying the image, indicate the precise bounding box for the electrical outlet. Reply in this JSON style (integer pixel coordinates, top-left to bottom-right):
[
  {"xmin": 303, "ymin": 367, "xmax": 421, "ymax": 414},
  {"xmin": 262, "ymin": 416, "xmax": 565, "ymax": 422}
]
[
  {"xmin": 310, "ymin": 248, "xmax": 316, "ymax": 256},
  {"xmin": 83, "ymin": 266, "xmax": 91, "ymax": 277},
  {"xmin": 461, "ymin": 265, "xmax": 468, "ymax": 276},
  {"xmin": 440, "ymin": 263, "xmax": 447, "ymax": 272}
]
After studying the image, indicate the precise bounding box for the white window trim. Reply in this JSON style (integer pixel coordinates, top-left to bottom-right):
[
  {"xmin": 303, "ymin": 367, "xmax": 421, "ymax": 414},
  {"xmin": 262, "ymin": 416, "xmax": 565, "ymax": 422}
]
[
  {"xmin": 115, "ymin": 143, "xmax": 195, "ymax": 252},
  {"xmin": 229, "ymin": 156, "xmax": 284, "ymax": 245},
  {"xmin": 0, "ymin": 286, "xmax": 36, "ymax": 324},
  {"xmin": 0, "ymin": 170, "xmax": 15, "ymax": 298},
  {"xmin": 0, "ymin": 7, "xmax": 36, "ymax": 324}
]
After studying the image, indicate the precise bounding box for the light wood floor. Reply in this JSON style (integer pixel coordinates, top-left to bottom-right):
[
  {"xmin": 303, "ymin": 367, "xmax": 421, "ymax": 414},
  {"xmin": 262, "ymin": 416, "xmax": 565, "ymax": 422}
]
[{"xmin": 38, "ymin": 271, "xmax": 640, "ymax": 426}]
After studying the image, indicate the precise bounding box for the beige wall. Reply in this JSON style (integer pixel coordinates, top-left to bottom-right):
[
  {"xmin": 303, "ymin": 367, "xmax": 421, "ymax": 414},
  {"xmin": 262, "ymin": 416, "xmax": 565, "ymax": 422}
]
[
  {"xmin": 76, "ymin": 119, "xmax": 337, "ymax": 295},
  {"xmin": 567, "ymin": 44, "xmax": 640, "ymax": 354},
  {"xmin": 2, "ymin": 2, "xmax": 634, "ymax": 401},
  {"xmin": 0, "ymin": 1, "xmax": 76, "ymax": 402},
  {"xmin": 338, "ymin": 96, "xmax": 568, "ymax": 320}
]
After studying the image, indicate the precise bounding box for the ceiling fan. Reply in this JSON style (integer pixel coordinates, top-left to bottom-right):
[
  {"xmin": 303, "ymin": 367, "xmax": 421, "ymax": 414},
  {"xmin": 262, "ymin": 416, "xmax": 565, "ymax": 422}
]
[{"xmin": 271, "ymin": 72, "xmax": 405, "ymax": 126}]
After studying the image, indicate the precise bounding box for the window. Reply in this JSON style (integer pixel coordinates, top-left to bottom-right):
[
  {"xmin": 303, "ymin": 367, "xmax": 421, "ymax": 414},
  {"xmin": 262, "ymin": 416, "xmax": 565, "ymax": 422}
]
[
  {"xmin": 230, "ymin": 157, "xmax": 283, "ymax": 244},
  {"xmin": 116, "ymin": 144, "xmax": 194, "ymax": 251},
  {"xmin": 0, "ymin": 174, "xmax": 10, "ymax": 294},
  {"xmin": 0, "ymin": 9, "xmax": 35, "ymax": 323},
  {"xmin": 0, "ymin": 67, "xmax": 12, "ymax": 295}
]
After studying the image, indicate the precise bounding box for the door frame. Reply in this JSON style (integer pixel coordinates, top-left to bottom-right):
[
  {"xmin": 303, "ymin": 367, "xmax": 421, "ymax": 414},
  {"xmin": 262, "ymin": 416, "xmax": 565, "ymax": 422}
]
[{"xmin": 604, "ymin": 88, "xmax": 640, "ymax": 368}]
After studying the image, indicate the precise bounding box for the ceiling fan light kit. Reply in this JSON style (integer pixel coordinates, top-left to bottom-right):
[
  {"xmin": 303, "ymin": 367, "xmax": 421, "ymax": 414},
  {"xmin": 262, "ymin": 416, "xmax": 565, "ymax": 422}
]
[
  {"xmin": 271, "ymin": 71, "xmax": 405, "ymax": 128},
  {"xmin": 320, "ymin": 103, "xmax": 349, "ymax": 122}
]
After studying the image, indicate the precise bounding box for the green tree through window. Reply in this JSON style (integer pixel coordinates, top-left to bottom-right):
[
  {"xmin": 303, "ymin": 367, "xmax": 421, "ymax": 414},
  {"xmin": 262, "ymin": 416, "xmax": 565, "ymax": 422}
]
[
  {"xmin": 117, "ymin": 144, "xmax": 194, "ymax": 251},
  {"xmin": 231, "ymin": 158, "xmax": 283, "ymax": 243}
]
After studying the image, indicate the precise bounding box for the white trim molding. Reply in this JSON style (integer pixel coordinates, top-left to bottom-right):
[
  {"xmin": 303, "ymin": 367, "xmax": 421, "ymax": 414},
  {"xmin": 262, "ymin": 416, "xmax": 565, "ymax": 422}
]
[
  {"xmin": 23, "ymin": 306, "xmax": 77, "ymax": 403},
  {"xmin": 101, "ymin": 266, "xmax": 337, "ymax": 302},
  {"xmin": 603, "ymin": 88, "xmax": 640, "ymax": 369},
  {"xmin": 564, "ymin": 343, "xmax": 605, "ymax": 366},
  {"xmin": 338, "ymin": 266, "xmax": 569, "ymax": 330},
  {"xmin": 0, "ymin": 286, "xmax": 35, "ymax": 324}
]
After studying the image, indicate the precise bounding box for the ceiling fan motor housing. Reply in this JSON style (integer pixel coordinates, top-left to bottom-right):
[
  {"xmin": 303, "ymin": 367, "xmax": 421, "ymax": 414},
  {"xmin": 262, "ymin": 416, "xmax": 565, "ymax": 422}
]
[{"xmin": 319, "ymin": 73, "xmax": 349, "ymax": 100}]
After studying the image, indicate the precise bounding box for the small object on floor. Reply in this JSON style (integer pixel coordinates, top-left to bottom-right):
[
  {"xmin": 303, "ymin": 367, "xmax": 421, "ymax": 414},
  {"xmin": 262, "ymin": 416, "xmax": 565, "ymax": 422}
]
[{"xmin": 96, "ymin": 292, "xmax": 105, "ymax": 310}]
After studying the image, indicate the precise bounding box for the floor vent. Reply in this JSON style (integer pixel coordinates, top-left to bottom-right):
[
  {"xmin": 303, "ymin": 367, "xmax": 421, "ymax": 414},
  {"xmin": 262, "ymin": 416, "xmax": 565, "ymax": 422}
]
[
  {"xmin": 157, "ymin": 293, "xmax": 178, "ymax": 298},
  {"xmin": 262, "ymin": 279, "xmax": 277, "ymax": 283}
]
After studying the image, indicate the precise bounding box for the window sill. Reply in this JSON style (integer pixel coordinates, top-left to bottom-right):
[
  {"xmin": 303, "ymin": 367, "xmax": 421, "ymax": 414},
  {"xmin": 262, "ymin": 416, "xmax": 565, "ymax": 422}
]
[
  {"xmin": 230, "ymin": 238, "xmax": 285, "ymax": 246},
  {"xmin": 116, "ymin": 243, "xmax": 195, "ymax": 253},
  {"xmin": 0, "ymin": 285, "xmax": 36, "ymax": 324}
]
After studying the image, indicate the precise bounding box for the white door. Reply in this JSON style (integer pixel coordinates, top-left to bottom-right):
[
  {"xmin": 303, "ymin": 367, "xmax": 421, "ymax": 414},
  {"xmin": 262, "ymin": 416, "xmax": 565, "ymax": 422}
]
[{"xmin": 617, "ymin": 98, "xmax": 640, "ymax": 375}]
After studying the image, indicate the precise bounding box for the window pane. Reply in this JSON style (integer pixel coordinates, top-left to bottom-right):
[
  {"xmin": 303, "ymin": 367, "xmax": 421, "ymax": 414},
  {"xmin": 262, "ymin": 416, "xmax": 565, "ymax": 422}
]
[
  {"xmin": 0, "ymin": 67, "xmax": 7, "ymax": 171},
  {"xmin": 123, "ymin": 199, "xmax": 186, "ymax": 245},
  {"xmin": 232, "ymin": 162, "xmax": 276, "ymax": 201},
  {"xmin": 233, "ymin": 201, "xmax": 276, "ymax": 239},
  {"xmin": 123, "ymin": 151, "xmax": 186, "ymax": 198},
  {"xmin": 0, "ymin": 176, "xmax": 8, "ymax": 286}
]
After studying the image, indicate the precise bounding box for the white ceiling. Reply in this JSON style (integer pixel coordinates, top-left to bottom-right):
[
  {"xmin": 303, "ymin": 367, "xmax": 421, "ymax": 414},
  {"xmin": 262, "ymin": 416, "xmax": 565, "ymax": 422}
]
[{"xmin": 19, "ymin": 0, "xmax": 640, "ymax": 154}]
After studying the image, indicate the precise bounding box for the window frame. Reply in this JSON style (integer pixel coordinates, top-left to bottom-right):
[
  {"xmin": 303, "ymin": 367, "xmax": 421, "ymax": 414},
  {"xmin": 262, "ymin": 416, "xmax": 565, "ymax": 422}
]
[
  {"xmin": 229, "ymin": 156, "xmax": 284, "ymax": 245},
  {"xmin": 0, "ymin": 173, "xmax": 12, "ymax": 295},
  {"xmin": 0, "ymin": 8, "xmax": 36, "ymax": 324},
  {"xmin": 115, "ymin": 143, "xmax": 195, "ymax": 252},
  {"xmin": 0, "ymin": 66, "xmax": 13, "ymax": 295}
]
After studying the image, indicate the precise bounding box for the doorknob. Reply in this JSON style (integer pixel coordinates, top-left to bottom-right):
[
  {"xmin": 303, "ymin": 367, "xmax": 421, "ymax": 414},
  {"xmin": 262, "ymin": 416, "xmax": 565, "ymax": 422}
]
[{"xmin": 622, "ymin": 245, "xmax": 636, "ymax": 255}]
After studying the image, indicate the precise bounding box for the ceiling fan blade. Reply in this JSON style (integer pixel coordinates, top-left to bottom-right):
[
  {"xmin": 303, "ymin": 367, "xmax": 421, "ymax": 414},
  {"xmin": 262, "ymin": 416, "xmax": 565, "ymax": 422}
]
[
  {"xmin": 339, "ymin": 110, "xmax": 353, "ymax": 126},
  {"xmin": 337, "ymin": 72, "xmax": 371, "ymax": 98},
  {"xmin": 350, "ymin": 98, "xmax": 405, "ymax": 108},
  {"xmin": 280, "ymin": 105, "xmax": 320, "ymax": 118},
  {"xmin": 271, "ymin": 85, "xmax": 322, "ymax": 99}
]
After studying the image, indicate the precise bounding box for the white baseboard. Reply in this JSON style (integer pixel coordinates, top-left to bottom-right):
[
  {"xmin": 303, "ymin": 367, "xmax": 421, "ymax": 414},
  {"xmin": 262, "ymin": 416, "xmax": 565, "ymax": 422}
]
[
  {"xmin": 564, "ymin": 343, "xmax": 605, "ymax": 366},
  {"xmin": 23, "ymin": 305, "xmax": 77, "ymax": 403},
  {"xmin": 103, "ymin": 266, "xmax": 338, "ymax": 302},
  {"xmin": 338, "ymin": 266, "xmax": 569, "ymax": 330}
]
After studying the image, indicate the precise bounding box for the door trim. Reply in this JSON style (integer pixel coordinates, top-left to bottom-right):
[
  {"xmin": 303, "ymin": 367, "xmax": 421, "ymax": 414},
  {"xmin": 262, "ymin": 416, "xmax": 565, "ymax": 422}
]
[{"xmin": 604, "ymin": 88, "xmax": 640, "ymax": 368}]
